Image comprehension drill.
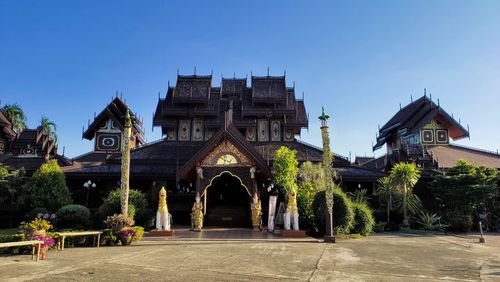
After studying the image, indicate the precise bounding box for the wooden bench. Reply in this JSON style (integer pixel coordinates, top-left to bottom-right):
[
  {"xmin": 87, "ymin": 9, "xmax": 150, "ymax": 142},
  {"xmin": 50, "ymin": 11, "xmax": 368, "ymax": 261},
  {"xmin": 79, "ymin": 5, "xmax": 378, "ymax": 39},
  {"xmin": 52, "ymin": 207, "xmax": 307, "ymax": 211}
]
[
  {"xmin": 0, "ymin": 240, "xmax": 44, "ymax": 261},
  {"xmin": 54, "ymin": 231, "xmax": 102, "ymax": 251}
]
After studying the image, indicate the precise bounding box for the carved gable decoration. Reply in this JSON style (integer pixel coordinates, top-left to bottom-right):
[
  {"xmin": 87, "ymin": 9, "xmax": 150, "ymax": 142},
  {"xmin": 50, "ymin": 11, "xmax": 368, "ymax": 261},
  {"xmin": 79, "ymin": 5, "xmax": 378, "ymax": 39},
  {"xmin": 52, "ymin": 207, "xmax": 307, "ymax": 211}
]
[{"xmin": 201, "ymin": 140, "xmax": 252, "ymax": 167}]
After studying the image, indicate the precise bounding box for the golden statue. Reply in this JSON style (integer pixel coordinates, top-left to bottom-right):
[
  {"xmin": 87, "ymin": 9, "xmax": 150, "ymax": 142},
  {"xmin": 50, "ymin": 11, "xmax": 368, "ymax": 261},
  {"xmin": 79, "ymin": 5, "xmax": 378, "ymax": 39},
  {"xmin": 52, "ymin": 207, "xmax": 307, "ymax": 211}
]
[
  {"xmin": 191, "ymin": 193, "xmax": 204, "ymax": 231},
  {"xmin": 251, "ymin": 192, "xmax": 262, "ymax": 230}
]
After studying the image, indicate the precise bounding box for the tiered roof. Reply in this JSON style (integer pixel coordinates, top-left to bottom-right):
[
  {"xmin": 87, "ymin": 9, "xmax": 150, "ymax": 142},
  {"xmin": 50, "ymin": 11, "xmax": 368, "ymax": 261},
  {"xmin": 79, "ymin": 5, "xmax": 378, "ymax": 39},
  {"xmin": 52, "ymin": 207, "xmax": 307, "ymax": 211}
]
[{"xmin": 374, "ymin": 95, "xmax": 469, "ymax": 150}]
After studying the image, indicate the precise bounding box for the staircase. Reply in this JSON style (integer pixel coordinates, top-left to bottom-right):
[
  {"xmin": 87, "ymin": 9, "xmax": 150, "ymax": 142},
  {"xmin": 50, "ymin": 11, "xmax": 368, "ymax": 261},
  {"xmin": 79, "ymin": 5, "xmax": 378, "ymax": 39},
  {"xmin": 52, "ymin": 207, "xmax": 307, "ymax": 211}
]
[{"xmin": 205, "ymin": 206, "xmax": 249, "ymax": 227}]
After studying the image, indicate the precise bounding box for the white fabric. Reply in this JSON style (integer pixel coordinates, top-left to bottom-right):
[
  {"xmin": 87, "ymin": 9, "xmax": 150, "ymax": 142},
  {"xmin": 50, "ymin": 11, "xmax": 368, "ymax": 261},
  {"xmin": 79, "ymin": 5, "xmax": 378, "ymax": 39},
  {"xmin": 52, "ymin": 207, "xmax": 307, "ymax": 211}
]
[
  {"xmin": 284, "ymin": 211, "xmax": 299, "ymax": 231},
  {"xmin": 156, "ymin": 210, "xmax": 170, "ymax": 231}
]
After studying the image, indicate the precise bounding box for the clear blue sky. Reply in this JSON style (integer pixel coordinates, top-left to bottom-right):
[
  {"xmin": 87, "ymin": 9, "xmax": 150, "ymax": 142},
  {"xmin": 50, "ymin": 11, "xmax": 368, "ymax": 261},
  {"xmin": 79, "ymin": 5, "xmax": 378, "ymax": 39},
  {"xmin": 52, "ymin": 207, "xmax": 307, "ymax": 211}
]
[{"xmin": 1, "ymin": 1, "xmax": 499, "ymax": 159}]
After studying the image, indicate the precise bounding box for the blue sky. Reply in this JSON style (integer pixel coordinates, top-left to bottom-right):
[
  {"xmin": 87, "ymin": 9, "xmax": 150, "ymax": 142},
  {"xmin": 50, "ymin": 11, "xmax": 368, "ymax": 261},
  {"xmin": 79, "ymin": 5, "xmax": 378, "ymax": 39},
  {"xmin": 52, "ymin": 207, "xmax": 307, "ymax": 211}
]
[{"xmin": 1, "ymin": 1, "xmax": 499, "ymax": 159}]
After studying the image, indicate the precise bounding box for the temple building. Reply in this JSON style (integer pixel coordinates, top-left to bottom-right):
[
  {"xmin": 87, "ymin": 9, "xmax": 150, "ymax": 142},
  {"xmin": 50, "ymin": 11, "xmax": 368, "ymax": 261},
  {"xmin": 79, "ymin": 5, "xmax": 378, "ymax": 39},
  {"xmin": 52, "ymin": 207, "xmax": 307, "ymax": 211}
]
[
  {"xmin": 0, "ymin": 111, "xmax": 70, "ymax": 175},
  {"xmin": 363, "ymin": 94, "xmax": 500, "ymax": 206},
  {"xmin": 62, "ymin": 73, "xmax": 384, "ymax": 227}
]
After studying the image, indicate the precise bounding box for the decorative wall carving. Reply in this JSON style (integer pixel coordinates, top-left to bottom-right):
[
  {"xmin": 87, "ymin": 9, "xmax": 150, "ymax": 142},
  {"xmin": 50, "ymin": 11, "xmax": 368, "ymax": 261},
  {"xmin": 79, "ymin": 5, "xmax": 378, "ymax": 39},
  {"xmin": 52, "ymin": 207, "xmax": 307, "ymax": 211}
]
[
  {"xmin": 284, "ymin": 128, "xmax": 294, "ymax": 141},
  {"xmin": 192, "ymin": 119, "xmax": 204, "ymax": 141},
  {"xmin": 166, "ymin": 127, "xmax": 177, "ymax": 141},
  {"xmin": 178, "ymin": 119, "xmax": 191, "ymax": 141},
  {"xmin": 95, "ymin": 133, "xmax": 121, "ymax": 151},
  {"xmin": 270, "ymin": 120, "xmax": 281, "ymax": 141},
  {"xmin": 246, "ymin": 127, "xmax": 256, "ymax": 141},
  {"xmin": 257, "ymin": 120, "xmax": 269, "ymax": 142},
  {"xmin": 201, "ymin": 140, "xmax": 252, "ymax": 167}
]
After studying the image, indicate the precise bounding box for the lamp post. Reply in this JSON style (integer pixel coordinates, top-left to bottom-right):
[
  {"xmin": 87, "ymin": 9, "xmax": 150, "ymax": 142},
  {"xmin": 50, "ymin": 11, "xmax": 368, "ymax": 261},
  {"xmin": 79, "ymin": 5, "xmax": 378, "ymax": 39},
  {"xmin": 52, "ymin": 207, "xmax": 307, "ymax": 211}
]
[
  {"xmin": 319, "ymin": 107, "xmax": 335, "ymax": 243},
  {"xmin": 83, "ymin": 180, "xmax": 96, "ymax": 207}
]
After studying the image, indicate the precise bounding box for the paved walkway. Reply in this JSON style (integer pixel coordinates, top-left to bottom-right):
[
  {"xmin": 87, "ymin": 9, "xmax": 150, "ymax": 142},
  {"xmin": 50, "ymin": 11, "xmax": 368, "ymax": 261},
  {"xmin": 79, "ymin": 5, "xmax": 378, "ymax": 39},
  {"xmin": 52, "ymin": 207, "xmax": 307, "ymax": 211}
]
[
  {"xmin": 146, "ymin": 227, "xmax": 318, "ymax": 242},
  {"xmin": 1, "ymin": 233, "xmax": 500, "ymax": 281}
]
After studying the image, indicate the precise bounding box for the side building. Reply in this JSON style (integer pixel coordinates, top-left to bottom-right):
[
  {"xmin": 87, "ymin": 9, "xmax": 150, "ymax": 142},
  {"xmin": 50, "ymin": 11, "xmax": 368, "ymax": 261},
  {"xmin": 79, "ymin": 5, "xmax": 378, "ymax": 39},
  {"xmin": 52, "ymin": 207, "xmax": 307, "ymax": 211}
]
[{"xmin": 364, "ymin": 95, "xmax": 500, "ymax": 206}]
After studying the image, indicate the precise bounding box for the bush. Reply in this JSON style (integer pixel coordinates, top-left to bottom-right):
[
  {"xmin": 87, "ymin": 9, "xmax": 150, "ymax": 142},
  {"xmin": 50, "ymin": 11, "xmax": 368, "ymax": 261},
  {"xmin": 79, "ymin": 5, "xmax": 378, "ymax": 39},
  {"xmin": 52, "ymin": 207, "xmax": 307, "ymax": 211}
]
[
  {"xmin": 130, "ymin": 226, "xmax": 144, "ymax": 241},
  {"xmin": 416, "ymin": 212, "xmax": 441, "ymax": 231},
  {"xmin": 0, "ymin": 234, "xmax": 26, "ymax": 254},
  {"xmin": 297, "ymin": 182, "xmax": 318, "ymax": 232},
  {"xmin": 312, "ymin": 188, "xmax": 355, "ymax": 234},
  {"xmin": 447, "ymin": 214, "xmax": 473, "ymax": 232},
  {"xmin": 56, "ymin": 205, "xmax": 91, "ymax": 230},
  {"xmin": 351, "ymin": 202, "xmax": 375, "ymax": 235},
  {"xmin": 104, "ymin": 214, "xmax": 134, "ymax": 232},
  {"xmin": 95, "ymin": 188, "xmax": 149, "ymax": 227},
  {"xmin": 18, "ymin": 160, "xmax": 71, "ymax": 213},
  {"xmin": 373, "ymin": 222, "xmax": 385, "ymax": 233}
]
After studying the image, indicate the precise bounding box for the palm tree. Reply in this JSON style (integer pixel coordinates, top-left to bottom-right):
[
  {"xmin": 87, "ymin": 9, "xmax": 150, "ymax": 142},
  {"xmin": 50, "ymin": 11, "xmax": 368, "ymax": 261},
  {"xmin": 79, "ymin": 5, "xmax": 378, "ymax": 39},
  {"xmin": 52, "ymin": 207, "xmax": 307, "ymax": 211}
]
[
  {"xmin": 1, "ymin": 104, "xmax": 27, "ymax": 133},
  {"xmin": 40, "ymin": 116, "xmax": 57, "ymax": 143},
  {"xmin": 377, "ymin": 176, "xmax": 395, "ymax": 223},
  {"xmin": 390, "ymin": 162, "xmax": 421, "ymax": 226}
]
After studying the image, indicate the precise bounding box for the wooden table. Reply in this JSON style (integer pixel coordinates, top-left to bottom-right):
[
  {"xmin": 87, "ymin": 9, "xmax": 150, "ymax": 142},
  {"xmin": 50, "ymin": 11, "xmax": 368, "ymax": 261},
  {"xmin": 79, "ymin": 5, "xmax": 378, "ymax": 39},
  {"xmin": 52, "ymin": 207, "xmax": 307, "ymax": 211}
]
[
  {"xmin": 54, "ymin": 231, "xmax": 102, "ymax": 251},
  {"xmin": 0, "ymin": 240, "xmax": 44, "ymax": 261}
]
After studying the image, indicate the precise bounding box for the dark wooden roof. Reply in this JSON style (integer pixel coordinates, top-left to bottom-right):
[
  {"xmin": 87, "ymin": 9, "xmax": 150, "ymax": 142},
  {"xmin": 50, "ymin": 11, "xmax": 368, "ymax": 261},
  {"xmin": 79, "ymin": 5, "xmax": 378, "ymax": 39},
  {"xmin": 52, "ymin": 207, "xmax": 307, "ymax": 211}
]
[
  {"xmin": 82, "ymin": 97, "xmax": 145, "ymax": 144},
  {"xmin": 354, "ymin": 156, "xmax": 375, "ymax": 166},
  {"xmin": 374, "ymin": 95, "xmax": 469, "ymax": 150},
  {"xmin": 427, "ymin": 144, "xmax": 500, "ymax": 169}
]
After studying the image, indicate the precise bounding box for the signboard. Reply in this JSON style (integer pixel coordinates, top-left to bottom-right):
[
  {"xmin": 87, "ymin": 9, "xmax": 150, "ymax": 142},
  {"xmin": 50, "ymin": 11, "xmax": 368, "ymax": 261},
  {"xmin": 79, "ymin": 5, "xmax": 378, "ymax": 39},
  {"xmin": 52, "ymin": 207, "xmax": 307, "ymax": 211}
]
[{"xmin": 267, "ymin": 195, "xmax": 277, "ymax": 232}]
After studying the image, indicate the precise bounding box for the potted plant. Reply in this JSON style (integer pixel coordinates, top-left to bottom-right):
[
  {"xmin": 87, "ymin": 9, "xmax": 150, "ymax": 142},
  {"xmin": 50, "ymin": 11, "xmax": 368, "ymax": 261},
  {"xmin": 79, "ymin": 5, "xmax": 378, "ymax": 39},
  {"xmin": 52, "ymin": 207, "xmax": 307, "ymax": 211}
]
[
  {"xmin": 104, "ymin": 214, "xmax": 134, "ymax": 245},
  {"xmin": 31, "ymin": 234, "xmax": 56, "ymax": 260},
  {"xmin": 118, "ymin": 228, "xmax": 137, "ymax": 246},
  {"xmin": 19, "ymin": 217, "xmax": 53, "ymax": 238}
]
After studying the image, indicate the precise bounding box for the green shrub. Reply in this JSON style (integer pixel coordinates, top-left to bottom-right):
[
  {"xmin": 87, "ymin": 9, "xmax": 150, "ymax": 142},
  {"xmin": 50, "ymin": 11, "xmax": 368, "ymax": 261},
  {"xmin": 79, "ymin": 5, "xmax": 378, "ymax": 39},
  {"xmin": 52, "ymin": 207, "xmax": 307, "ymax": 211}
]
[
  {"xmin": 351, "ymin": 202, "xmax": 375, "ymax": 235},
  {"xmin": 447, "ymin": 214, "xmax": 473, "ymax": 232},
  {"xmin": 100, "ymin": 229, "xmax": 117, "ymax": 246},
  {"xmin": 373, "ymin": 222, "xmax": 385, "ymax": 233},
  {"xmin": 18, "ymin": 160, "xmax": 71, "ymax": 212},
  {"xmin": 56, "ymin": 205, "xmax": 91, "ymax": 230},
  {"xmin": 312, "ymin": 188, "xmax": 355, "ymax": 234},
  {"xmin": 130, "ymin": 226, "xmax": 144, "ymax": 241},
  {"xmin": 0, "ymin": 234, "xmax": 26, "ymax": 254},
  {"xmin": 297, "ymin": 182, "xmax": 319, "ymax": 232},
  {"xmin": 416, "ymin": 212, "xmax": 441, "ymax": 231},
  {"xmin": 95, "ymin": 188, "xmax": 149, "ymax": 227}
]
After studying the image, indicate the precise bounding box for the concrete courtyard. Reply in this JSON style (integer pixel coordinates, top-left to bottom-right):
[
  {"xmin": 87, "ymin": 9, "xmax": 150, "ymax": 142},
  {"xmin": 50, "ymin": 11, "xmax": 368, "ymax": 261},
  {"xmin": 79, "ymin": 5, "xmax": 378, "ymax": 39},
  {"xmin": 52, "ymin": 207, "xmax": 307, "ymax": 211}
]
[{"xmin": 1, "ymin": 232, "xmax": 500, "ymax": 281}]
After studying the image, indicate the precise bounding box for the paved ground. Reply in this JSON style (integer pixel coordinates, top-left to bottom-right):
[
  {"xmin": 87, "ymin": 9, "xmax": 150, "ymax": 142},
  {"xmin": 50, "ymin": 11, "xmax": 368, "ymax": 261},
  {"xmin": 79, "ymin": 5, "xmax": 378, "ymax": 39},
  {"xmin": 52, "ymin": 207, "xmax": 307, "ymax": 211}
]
[{"xmin": 1, "ymin": 232, "xmax": 500, "ymax": 281}]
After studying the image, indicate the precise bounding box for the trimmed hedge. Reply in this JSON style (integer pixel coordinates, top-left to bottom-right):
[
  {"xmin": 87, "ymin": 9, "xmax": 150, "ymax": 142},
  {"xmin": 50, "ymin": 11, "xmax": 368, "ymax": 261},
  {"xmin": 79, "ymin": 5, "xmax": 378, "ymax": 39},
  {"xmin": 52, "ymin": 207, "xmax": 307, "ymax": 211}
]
[
  {"xmin": 351, "ymin": 202, "xmax": 375, "ymax": 235},
  {"xmin": 447, "ymin": 214, "xmax": 473, "ymax": 232},
  {"xmin": 0, "ymin": 234, "xmax": 26, "ymax": 254},
  {"xmin": 312, "ymin": 189, "xmax": 355, "ymax": 234},
  {"xmin": 56, "ymin": 205, "xmax": 91, "ymax": 229}
]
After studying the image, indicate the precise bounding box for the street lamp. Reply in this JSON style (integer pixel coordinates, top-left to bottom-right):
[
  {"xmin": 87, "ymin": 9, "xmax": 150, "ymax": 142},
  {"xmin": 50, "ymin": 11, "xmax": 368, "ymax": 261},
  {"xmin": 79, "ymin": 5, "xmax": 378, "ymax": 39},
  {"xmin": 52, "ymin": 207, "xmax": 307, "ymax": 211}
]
[{"xmin": 83, "ymin": 180, "xmax": 96, "ymax": 207}]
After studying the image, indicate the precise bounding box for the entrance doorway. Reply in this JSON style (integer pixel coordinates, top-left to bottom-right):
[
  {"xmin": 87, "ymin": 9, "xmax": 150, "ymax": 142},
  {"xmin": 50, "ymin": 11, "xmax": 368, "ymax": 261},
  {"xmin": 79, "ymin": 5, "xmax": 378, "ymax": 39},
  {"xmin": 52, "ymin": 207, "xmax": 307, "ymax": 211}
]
[{"xmin": 204, "ymin": 172, "xmax": 251, "ymax": 227}]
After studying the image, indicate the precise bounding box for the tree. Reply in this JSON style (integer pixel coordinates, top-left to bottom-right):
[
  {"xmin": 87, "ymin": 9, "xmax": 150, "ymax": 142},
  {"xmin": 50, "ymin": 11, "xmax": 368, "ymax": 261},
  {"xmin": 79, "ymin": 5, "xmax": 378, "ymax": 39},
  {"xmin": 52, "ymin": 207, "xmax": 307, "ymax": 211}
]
[
  {"xmin": 40, "ymin": 116, "xmax": 57, "ymax": 143},
  {"xmin": 273, "ymin": 146, "xmax": 299, "ymax": 197},
  {"xmin": 299, "ymin": 161, "xmax": 326, "ymax": 190},
  {"xmin": 18, "ymin": 160, "xmax": 72, "ymax": 213},
  {"xmin": 377, "ymin": 176, "xmax": 395, "ymax": 223},
  {"xmin": 390, "ymin": 162, "xmax": 420, "ymax": 226},
  {"xmin": 0, "ymin": 165, "xmax": 26, "ymax": 227},
  {"xmin": 431, "ymin": 160, "xmax": 498, "ymax": 216},
  {"xmin": 1, "ymin": 103, "xmax": 27, "ymax": 133}
]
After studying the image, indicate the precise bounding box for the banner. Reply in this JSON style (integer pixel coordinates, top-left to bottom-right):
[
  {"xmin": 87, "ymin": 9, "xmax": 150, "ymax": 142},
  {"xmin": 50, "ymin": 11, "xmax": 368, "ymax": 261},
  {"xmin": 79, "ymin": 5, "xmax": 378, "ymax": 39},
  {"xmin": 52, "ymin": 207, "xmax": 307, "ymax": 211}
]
[{"xmin": 267, "ymin": 195, "xmax": 277, "ymax": 232}]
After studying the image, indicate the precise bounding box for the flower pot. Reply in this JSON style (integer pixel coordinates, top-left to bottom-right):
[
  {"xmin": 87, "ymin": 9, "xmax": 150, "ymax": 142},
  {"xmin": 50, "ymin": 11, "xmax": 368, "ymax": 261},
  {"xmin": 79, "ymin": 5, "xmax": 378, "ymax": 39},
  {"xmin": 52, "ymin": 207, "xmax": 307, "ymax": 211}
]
[
  {"xmin": 120, "ymin": 235, "xmax": 133, "ymax": 246},
  {"xmin": 40, "ymin": 246, "xmax": 48, "ymax": 260}
]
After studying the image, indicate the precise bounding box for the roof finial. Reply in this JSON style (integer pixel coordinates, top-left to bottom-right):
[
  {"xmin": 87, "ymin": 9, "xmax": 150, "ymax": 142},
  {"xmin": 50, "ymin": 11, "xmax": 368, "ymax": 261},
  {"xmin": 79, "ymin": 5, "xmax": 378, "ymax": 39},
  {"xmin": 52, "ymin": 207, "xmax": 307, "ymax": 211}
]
[
  {"xmin": 438, "ymin": 98, "xmax": 440, "ymax": 112},
  {"xmin": 284, "ymin": 69, "xmax": 286, "ymax": 76},
  {"xmin": 177, "ymin": 68, "xmax": 179, "ymax": 75},
  {"xmin": 467, "ymin": 124, "xmax": 470, "ymax": 140},
  {"xmin": 194, "ymin": 66, "xmax": 197, "ymax": 75},
  {"xmin": 410, "ymin": 94, "xmax": 413, "ymax": 102},
  {"xmin": 267, "ymin": 67, "xmax": 270, "ymax": 76},
  {"xmin": 302, "ymin": 91, "xmax": 304, "ymax": 101},
  {"xmin": 399, "ymin": 103, "xmax": 402, "ymax": 110},
  {"xmin": 424, "ymin": 88, "xmax": 427, "ymax": 97},
  {"xmin": 233, "ymin": 72, "xmax": 236, "ymax": 79}
]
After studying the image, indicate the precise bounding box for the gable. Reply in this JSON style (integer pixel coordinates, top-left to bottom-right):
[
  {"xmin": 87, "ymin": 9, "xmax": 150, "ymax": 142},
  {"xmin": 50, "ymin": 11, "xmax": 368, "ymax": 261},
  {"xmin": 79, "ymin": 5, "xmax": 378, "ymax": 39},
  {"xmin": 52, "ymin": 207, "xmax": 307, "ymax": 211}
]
[{"xmin": 201, "ymin": 140, "xmax": 253, "ymax": 167}]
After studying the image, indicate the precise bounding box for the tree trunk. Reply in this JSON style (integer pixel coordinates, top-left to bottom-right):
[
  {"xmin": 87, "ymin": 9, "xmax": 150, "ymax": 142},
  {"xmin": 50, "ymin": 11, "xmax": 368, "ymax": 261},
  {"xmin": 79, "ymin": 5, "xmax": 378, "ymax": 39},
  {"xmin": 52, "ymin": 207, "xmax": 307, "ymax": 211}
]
[
  {"xmin": 403, "ymin": 183, "xmax": 408, "ymax": 226},
  {"xmin": 387, "ymin": 196, "xmax": 391, "ymax": 223}
]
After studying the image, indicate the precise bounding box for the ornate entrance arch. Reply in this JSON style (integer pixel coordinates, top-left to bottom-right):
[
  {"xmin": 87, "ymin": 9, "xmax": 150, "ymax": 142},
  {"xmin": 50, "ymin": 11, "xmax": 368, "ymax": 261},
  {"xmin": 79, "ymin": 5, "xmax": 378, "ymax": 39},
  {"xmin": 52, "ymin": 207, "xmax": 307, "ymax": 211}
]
[{"xmin": 202, "ymin": 170, "xmax": 252, "ymax": 197}]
